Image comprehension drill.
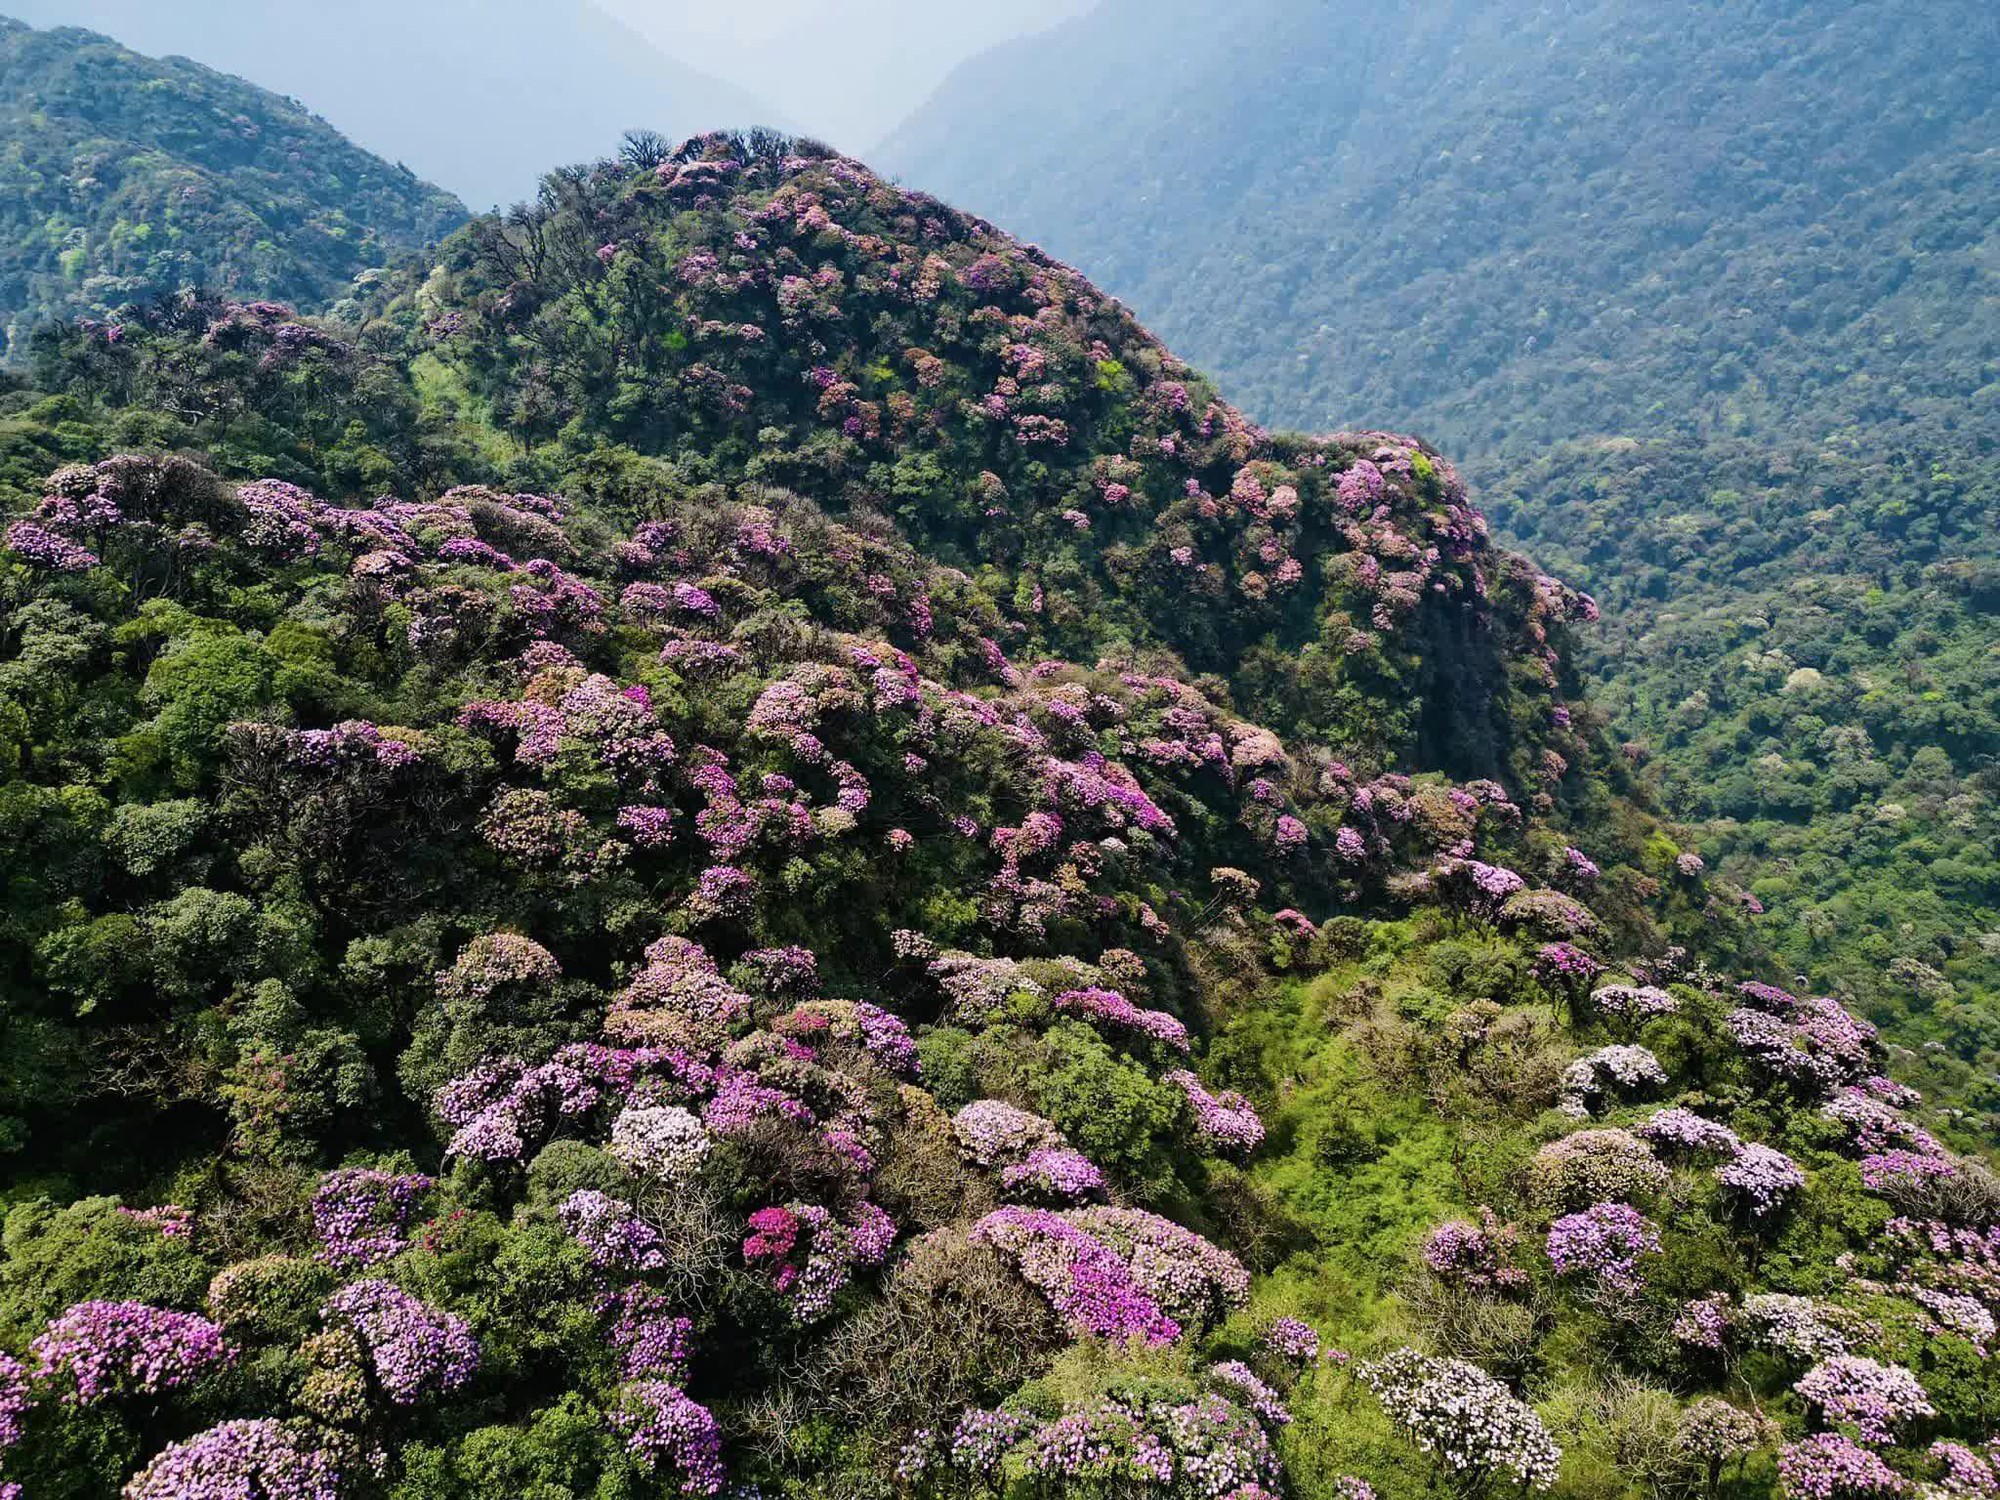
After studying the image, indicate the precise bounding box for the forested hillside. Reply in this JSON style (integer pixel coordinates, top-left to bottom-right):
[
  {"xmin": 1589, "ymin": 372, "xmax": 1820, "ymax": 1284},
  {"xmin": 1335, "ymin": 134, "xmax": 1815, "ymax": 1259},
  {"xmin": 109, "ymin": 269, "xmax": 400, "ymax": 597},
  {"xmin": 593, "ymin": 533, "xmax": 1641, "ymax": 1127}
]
[
  {"xmin": 1, "ymin": 131, "xmax": 1993, "ymax": 1500},
  {"xmin": 0, "ymin": 0, "xmax": 782, "ymax": 208},
  {"xmin": 879, "ymin": 0, "xmax": 2000, "ymax": 1055},
  {"xmin": 0, "ymin": 18, "xmax": 466, "ymax": 356},
  {"xmin": 881, "ymin": 0, "xmax": 1998, "ymax": 451}
]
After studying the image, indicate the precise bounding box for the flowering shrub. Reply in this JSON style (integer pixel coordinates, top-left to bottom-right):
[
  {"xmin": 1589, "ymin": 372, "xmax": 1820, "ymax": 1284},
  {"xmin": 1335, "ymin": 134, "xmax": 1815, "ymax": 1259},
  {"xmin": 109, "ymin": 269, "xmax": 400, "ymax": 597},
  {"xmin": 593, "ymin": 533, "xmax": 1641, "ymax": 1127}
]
[
  {"xmin": 970, "ymin": 1205, "xmax": 1246, "ymax": 1344},
  {"xmin": 311, "ymin": 1168, "xmax": 432, "ymax": 1268},
  {"xmin": 1728, "ymin": 990, "xmax": 1879, "ymax": 1095},
  {"xmin": 32, "ymin": 1301, "xmax": 234, "ymax": 1402},
  {"xmin": 1558, "ymin": 1044, "xmax": 1667, "ymax": 1114},
  {"xmin": 1166, "ymin": 1069, "xmax": 1265, "ymax": 1153},
  {"xmin": 1533, "ymin": 942, "xmax": 1603, "ymax": 995},
  {"xmin": 320, "ymin": 1280, "xmax": 478, "ymax": 1404},
  {"xmin": 1635, "ymin": 1107, "xmax": 1743, "ymax": 1159},
  {"xmin": 1358, "ymin": 1347, "xmax": 1561, "ymax": 1491},
  {"xmin": 608, "ymin": 1105, "xmax": 712, "ymax": 1184},
  {"xmin": 1674, "ymin": 1398, "xmax": 1776, "ymax": 1469},
  {"xmin": 1718, "ymin": 1142, "xmax": 1808, "ymax": 1217},
  {"xmin": 953, "ymin": 1099, "xmax": 1066, "ymax": 1168},
  {"xmin": 611, "ymin": 1380, "xmax": 726, "ymax": 1494},
  {"xmin": 1529, "ymin": 1129, "xmax": 1669, "ymax": 1209},
  {"xmin": 903, "ymin": 1390, "xmax": 1283, "ymax": 1497},
  {"xmin": 560, "ymin": 1190, "xmax": 669, "ymax": 1274},
  {"xmin": 1262, "ymin": 1316, "xmax": 1322, "ymax": 1364},
  {"xmin": 1422, "ymin": 1209, "xmax": 1526, "ymax": 1291},
  {"xmin": 1545, "ymin": 1202, "xmax": 1662, "ymax": 1293},
  {"xmin": 1744, "ymin": 1294, "xmax": 1862, "ymax": 1361},
  {"xmin": 1052, "ymin": 988, "xmax": 1191, "ymax": 1052},
  {"xmin": 772, "ymin": 999, "xmax": 919, "ymax": 1077},
  {"xmin": 741, "ymin": 1201, "xmax": 896, "ymax": 1320},
  {"xmin": 1589, "ymin": 983, "xmax": 1680, "ymax": 1023},
  {"xmin": 1779, "ymin": 1434, "xmax": 1909, "ymax": 1499},
  {"xmin": 1001, "ymin": 1148, "xmax": 1107, "ymax": 1203},
  {"xmin": 1795, "ymin": 1357, "xmax": 1935, "ymax": 1445},
  {"xmin": 123, "ymin": 1419, "xmax": 344, "ymax": 1500},
  {"xmin": 1674, "ymin": 1293, "xmax": 1733, "ymax": 1350},
  {"xmin": 1210, "ymin": 1360, "xmax": 1291, "ymax": 1426}
]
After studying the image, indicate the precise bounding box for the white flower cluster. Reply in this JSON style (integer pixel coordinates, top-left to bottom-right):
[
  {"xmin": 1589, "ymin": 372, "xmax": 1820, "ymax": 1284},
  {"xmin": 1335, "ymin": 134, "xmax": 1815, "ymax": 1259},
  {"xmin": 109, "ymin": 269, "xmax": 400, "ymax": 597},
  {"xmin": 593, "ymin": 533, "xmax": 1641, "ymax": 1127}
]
[
  {"xmin": 608, "ymin": 1105, "xmax": 712, "ymax": 1185},
  {"xmin": 1358, "ymin": 1348, "xmax": 1561, "ymax": 1491},
  {"xmin": 1559, "ymin": 1045, "xmax": 1668, "ymax": 1116}
]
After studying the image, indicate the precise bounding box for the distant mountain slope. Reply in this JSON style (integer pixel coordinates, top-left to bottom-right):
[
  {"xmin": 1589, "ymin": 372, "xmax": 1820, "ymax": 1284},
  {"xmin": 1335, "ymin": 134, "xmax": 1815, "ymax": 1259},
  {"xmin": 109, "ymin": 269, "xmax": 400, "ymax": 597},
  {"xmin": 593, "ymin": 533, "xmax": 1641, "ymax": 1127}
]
[
  {"xmin": 0, "ymin": 0, "xmax": 782, "ymax": 208},
  {"xmin": 878, "ymin": 0, "xmax": 2000, "ymax": 1039},
  {"xmin": 598, "ymin": 0, "xmax": 1092, "ymax": 152},
  {"xmin": 880, "ymin": 0, "xmax": 1999, "ymax": 452},
  {"xmin": 0, "ymin": 18, "xmax": 466, "ymax": 354}
]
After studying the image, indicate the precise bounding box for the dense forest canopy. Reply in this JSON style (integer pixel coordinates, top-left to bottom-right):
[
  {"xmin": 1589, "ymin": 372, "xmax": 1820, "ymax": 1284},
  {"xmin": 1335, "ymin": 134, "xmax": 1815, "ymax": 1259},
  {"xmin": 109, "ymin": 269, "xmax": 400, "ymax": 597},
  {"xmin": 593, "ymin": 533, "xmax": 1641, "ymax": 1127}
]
[
  {"xmin": 882, "ymin": 0, "xmax": 1999, "ymax": 453},
  {"xmin": 0, "ymin": 18, "xmax": 467, "ymax": 357},
  {"xmin": 1, "ymin": 124, "xmax": 1992, "ymax": 1500},
  {"xmin": 878, "ymin": 0, "xmax": 2000, "ymax": 1063}
]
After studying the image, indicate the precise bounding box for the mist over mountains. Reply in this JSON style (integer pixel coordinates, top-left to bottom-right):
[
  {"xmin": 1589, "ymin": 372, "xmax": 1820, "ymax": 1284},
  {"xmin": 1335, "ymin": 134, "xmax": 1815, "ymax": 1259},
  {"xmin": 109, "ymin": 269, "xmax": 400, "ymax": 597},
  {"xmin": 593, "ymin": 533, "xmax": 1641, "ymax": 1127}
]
[
  {"xmin": 0, "ymin": 0, "xmax": 780, "ymax": 207},
  {"xmin": 881, "ymin": 0, "xmax": 1999, "ymax": 453}
]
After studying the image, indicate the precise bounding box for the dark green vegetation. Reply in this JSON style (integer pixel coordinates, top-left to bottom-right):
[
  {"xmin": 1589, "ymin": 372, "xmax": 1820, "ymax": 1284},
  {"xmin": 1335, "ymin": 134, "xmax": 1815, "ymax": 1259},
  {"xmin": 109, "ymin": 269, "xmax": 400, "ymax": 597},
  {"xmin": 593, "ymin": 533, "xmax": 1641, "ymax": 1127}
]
[
  {"xmin": 880, "ymin": 0, "xmax": 2000, "ymax": 1056},
  {"xmin": 882, "ymin": 0, "xmax": 1998, "ymax": 451},
  {"xmin": 0, "ymin": 129, "xmax": 1992, "ymax": 1500},
  {"xmin": 0, "ymin": 17, "xmax": 466, "ymax": 355},
  {"xmin": 1485, "ymin": 439, "xmax": 1999, "ymax": 1066}
]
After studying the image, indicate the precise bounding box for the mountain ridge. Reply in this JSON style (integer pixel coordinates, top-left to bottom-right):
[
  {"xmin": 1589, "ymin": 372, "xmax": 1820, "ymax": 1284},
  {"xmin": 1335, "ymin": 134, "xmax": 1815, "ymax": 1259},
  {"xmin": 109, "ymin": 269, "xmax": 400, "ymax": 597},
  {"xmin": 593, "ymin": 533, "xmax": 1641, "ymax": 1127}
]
[
  {"xmin": 0, "ymin": 15, "xmax": 467, "ymax": 355},
  {"xmin": 0, "ymin": 0, "xmax": 786, "ymax": 207}
]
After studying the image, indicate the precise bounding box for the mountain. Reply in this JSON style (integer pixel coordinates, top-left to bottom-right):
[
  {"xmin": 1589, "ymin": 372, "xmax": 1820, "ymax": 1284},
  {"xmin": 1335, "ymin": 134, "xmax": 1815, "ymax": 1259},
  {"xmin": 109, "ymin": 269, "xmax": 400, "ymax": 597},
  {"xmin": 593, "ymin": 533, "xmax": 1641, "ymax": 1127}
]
[
  {"xmin": 596, "ymin": 0, "xmax": 1094, "ymax": 153},
  {"xmin": 879, "ymin": 0, "xmax": 1999, "ymax": 451},
  {"xmin": 11, "ymin": 131, "xmax": 1992, "ymax": 1499},
  {"xmin": 0, "ymin": 17, "xmax": 465, "ymax": 356},
  {"xmin": 878, "ymin": 0, "xmax": 2000, "ymax": 1042},
  {"xmin": 0, "ymin": 0, "xmax": 782, "ymax": 208}
]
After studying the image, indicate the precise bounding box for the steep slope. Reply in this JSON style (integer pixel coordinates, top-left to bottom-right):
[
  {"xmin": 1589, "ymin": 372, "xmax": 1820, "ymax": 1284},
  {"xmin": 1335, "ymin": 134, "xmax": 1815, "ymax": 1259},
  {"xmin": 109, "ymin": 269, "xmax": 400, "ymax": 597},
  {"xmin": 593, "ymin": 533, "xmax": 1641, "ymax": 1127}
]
[
  {"xmin": 0, "ymin": 0, "xmax": 781, "ymax": 208},
  {"xmin": 0, "ymin": 17, "xmax": 466, "ymax": 356},
  {"xmin": 0, "ymin": 133, "xmax": 1993, "ymax": 1500},
  {"xmin": 878, "ymin": 0, "xmax": 2000, "ymax": 1043},
  {"xmin": 879, "ymin": 0, "xmax": 1999, "ymax": 450}
]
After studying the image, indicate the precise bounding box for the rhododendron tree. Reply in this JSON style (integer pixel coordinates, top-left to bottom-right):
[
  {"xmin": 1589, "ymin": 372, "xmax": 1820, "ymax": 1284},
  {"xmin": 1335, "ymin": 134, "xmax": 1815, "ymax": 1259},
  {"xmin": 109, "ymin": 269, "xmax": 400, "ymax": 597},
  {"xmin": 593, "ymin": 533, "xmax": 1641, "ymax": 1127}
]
[
  {"xmin": 32, "ymin": 1301, "xmax": 233, "ymax": 1402},
  {"xmin": 1358, "ymin": 1348, "xmax": 1561, "ymax": 1493},
  {"xmin": 123, "ymin": 1419, "xmax": 346, "ymax": 1500},
  {"xmin": 319, "ymin": 1280, "xmax": 478, "ymax": 1405},
  {"xmin": 1795, "ymin": 1357, "xmax": 1935, "ymax": 1446},
  {"xmin": 1545, "ymin": 1202, "xmax": 1662, "ymax": 1293}
]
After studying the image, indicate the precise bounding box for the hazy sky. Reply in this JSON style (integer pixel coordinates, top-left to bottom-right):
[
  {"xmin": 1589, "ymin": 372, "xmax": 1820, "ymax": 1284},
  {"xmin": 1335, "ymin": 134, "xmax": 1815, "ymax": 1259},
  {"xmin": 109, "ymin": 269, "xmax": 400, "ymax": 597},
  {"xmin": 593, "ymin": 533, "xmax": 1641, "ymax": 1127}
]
[
  {"xmin": 2, "ymin": 0, "xmax": 1099, "ymax": 199},
  {"xmin": 595, "ymin": 0, "xmax": 1096, "ymax": 150}
]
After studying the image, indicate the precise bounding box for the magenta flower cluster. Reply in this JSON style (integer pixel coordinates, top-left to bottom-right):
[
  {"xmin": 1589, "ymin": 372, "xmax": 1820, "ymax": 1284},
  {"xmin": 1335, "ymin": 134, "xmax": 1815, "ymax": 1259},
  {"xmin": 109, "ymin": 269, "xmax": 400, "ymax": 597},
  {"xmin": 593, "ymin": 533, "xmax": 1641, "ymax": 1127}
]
[
  {"xmin": 321, "ymin": 1279, "xmax": 478, "ymax": 1405},
  {"xmin": 971, "ymin": 1205, "xmax": 1247, "ymax": 1345},
  {"xmin": 611, "ymin": 1380, "xmax": 726, "ymax": 1494},
  {"xmin": 1261, "ymin": 1316, "xmax": 1322, "ymax": 1365},
  {"xmin": 1795, "ymin": 1356, "xmax": 1934, "ymax": 1446},
  {"xmin": 560, "ymin": 1190, "xmax": 669, "ymax": 1274},
  {"xmin": 1053, "ymin": 987, "xmax": 1191, "ymax": 1051},
  {"xmin": 123, "ymin": 1419, "xmax": 343, "ymax": 1500},
  {"xmin": 31, "ymin": 1300, "xmax": 233, "ymax": 1402},
  {"xmin": 1166, "ymin": 1069, "xmax": 1265, "ymax": 1154},
  {"xmin": 1422, "ymin": 1209, "xmax": 1526, "ymax": 1291},
  {"xmin": 1778, "ymin": 1433, "xmax": 1908, "ymax": 1499},
  {"xmin": 1545, "ymin": 1202, "xmax": 1662, "ymax": 1292},
  {"xmin": 311, "ymin": 1167, "xmax": 432, "ymax": 1268},
  {"xmin": 1718, "ymin": 1142, "xmax": 1809, "ymax": 1217},
  {"xmin": 1001, "ymin": 1147, "xmax": 1108, "ymax": 1203}
]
